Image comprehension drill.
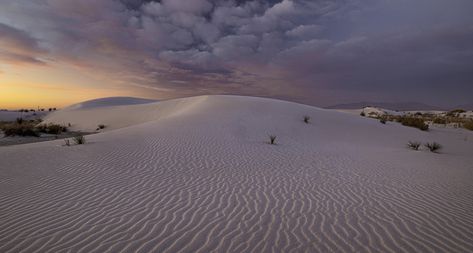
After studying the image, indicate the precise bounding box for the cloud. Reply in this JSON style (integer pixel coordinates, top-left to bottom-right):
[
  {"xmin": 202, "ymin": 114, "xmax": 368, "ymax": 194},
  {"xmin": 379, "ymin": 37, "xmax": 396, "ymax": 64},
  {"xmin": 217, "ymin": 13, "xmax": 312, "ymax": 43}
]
[
  {"xmin": 0, "ymin": 23, "xmax": 46, "ymax": 65},
  {"xmin": 0, "ymin": 0, "xmax": 472, "ymax": 106}
]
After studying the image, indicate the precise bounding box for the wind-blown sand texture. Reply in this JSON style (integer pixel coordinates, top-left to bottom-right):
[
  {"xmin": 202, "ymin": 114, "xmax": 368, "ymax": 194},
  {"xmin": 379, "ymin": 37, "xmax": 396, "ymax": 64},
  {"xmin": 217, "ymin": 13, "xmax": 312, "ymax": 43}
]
[{"xmin": 1, "ymin": 95, "xmax": 473, "ymax": 252}]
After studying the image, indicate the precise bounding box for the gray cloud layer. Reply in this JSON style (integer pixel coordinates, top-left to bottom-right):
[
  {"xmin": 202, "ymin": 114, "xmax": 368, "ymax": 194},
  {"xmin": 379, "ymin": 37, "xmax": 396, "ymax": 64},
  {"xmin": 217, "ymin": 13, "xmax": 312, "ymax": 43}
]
[
  {"xmin": 1, "ymin": 0, "xmax": 472, "ymax": 106},
  {"xmin": 0, "ymin": 23, "xmax": 46, "ymax": 65}
]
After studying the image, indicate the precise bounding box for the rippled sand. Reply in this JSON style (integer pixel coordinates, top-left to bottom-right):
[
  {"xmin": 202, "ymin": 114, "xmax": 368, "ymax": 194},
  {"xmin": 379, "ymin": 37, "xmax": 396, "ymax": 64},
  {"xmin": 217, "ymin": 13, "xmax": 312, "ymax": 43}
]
[{"xmin": 1, "ymin": 95, "xmax": 472, "ymax": 252}]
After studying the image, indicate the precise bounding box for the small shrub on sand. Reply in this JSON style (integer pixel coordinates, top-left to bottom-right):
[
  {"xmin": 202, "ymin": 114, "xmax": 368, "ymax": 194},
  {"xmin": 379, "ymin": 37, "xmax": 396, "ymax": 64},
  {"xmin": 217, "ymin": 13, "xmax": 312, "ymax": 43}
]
[
  {"xmin": 96, "ymin": 124, "xmax": 106, "ymax": 131},
  {"xmin": 303, "ymin": 116, "xmax": 310, "ymax": 124},
  {"xmin": 269, "ymin": 135, "xmax": 276, "ymax": 145},
  {"xmin": 360, "ymin": 111, "xmax": 365, "ymax": 117},
  {"xmin": 425, "ymin": 142, "xmax": 442, "ymax": 153},
  {"xmin": 37, "ymin": 124, "xmax": 67, "ymax": 135},
  {"xmin": 1, "ymin": 123, "xmax": 39, "ymax": 137},
  {"xmin": 399, "ymin": 116, "xmax": 429, "ymax": 131},
  {"xmin": 73, "ymin": 135, "xmax": 86, "ymax": 145},
  {"xmin": 433, "ymin": 117, "xmax": 447, "ymax": 124},
  {"xmin": 16, "ymin": 118, "xmax": 24, "ymax": 125},
  {"xmin": 47, "ymin": 124, "xmax": 67, "ymax": 134},
  {"xmin": 407, "ymin": 141, "xmax": 421, "ymax": 150},
  {"xmin": 463, "ymin": 121, "xmax": 473, "ymax": 131},
  {"xmin": 64, "ymin": 139, "xmax": 71, "ymax": 146},
  {"xmin": 379, "ymin": 117, "xmax": 387, "ymax": 124}
]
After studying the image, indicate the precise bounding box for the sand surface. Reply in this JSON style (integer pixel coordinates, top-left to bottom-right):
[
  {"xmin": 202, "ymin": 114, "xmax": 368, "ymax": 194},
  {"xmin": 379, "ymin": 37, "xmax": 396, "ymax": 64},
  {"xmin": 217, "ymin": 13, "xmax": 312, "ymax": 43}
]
[{"xmin": 1, "ymin": 95, "xmax": 473, "ymax": 252}]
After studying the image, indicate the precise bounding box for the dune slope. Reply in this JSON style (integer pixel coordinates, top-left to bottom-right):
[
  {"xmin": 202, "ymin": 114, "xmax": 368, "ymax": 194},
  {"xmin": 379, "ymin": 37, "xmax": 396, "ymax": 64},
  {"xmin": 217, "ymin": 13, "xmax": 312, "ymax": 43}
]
[{"xmin": 1, "ymin": 95, "xmax": 473, "ymax": 252}]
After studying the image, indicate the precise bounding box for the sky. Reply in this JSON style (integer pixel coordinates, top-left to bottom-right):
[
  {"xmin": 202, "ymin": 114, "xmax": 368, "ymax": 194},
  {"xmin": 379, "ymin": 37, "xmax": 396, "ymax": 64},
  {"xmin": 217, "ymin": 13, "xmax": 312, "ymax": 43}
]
[{"xmin": 1, "ymin": 0, "xmax": 472, "ymax": 109}]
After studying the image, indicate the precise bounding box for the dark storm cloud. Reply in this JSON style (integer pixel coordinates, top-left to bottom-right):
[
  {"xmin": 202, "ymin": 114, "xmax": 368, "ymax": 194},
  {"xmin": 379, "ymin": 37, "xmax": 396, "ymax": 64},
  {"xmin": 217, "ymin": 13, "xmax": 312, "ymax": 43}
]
[{"xmin": 0, "ymin": 0, "xmax": 472, "ymax": 106}]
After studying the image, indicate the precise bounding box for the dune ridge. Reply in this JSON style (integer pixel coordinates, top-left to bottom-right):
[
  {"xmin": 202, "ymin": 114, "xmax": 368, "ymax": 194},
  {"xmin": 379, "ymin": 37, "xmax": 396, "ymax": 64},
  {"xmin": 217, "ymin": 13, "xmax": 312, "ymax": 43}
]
[{"xmin": 1, "ymin": 95, "xmax": 473, "ymax": 252}]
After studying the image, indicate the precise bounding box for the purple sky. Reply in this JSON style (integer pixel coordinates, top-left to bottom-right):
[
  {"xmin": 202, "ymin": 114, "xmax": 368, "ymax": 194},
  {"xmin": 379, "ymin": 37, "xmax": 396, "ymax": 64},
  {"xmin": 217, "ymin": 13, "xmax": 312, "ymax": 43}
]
[{"xmin": 1, "ymin": 0, "xmax": 473, "ymax": 107}]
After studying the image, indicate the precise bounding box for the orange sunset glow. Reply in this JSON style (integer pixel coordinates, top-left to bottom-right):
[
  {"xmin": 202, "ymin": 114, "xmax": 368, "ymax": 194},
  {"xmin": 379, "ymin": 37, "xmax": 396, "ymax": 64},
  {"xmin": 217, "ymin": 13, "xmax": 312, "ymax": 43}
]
[{"xmin": 0, "ymin": 64, "xmax": 138, "ymax": 109}]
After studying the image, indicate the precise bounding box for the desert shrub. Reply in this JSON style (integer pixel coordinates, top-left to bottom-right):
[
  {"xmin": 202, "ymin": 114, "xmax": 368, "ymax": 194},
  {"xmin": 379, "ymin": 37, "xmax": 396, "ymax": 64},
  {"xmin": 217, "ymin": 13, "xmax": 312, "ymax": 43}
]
[
  {"xmin": 433, "ymin": 117, "xmax": 447, "ymax": 124},
  {"xmin": 425, "ymin": 142, "xmax": 442, "ymax": 153},
  {"xmin": 368, "ymin": 112, "xmax": 377, "ymax": 117},
  {"xmin": 64, "ymin": 139, "xmax": 71, "ymax": 146},
  {"xmin": 73, "ymin": 135, "xmax": 86, "ymax": 145},
  {"xmin": 379, "ymin": 117, "xmax": 387, "ymax": 124},
  {"xmin": 48, "ymin": 124, "xmax": 67, "ymax": 134},
  {"xmin": 399, "ymin": 116, "xmax": 429, "ymax": 131},
  {"xmin": 360, "ymin": 111, "xmax": 365, "ymax": 117},
  {"xmin": 269, "ymin": 135, "xmax": 276, "ymax": 145},
  {"xmin": 407, "ymin": 141, "xmax": 421, "ymax": 150},
  {"xmin": 16, "ymin": 118, "xmax": 24, "ymax": 125},
  {"xmin": 1, "ymin": 123, "xmax": 39, "ymax": 137},
  {"xmin": 303, "ymin": 116, "xmax": 310, "ymax": 124},
  {"xmin": 37, "ymin": 124, "xmax": 67, "ymax": 135},
  {"xmin": 447, "ymin": 109, "xmax": 466, "ymax": 117},
  {"xmin": 463, "ymin": 121, "xmax": 473, "ymax": 131},
  {"xmin": 96, "ymin": 124, "xmax": 106, "ymax": 131}
]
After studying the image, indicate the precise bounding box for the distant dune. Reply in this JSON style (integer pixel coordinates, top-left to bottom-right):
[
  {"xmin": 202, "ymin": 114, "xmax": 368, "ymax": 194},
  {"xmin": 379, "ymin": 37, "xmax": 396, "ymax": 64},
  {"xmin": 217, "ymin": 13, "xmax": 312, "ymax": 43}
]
[
  {"xmin": 454, "ymin": 102, "xmax": 473, "ymax": 111},
  {"xmin": 66, "ymin": 97, "xmax": 157, "ymax": 110},
  {"xmin": 1, "ymin": 95, "xmax": 473, "ymax": 252},
  {"xmin": 326, "ymin": 101, "xmax": 443, "ymax": 111}
]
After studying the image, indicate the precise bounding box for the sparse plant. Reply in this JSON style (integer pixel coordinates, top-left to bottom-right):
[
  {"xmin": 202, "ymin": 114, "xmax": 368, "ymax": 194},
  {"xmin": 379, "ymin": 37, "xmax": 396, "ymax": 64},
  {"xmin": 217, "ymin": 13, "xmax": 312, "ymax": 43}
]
[
  {"xmin": 269, "ymin": 135, "xmax": 276, "ymax": 145},
  {"xmin": 16, "ymin": 118, "xmax": 24, "ymax": 125},
  {"xmin": 407, "ymin": 141, "xmax": 421, "ymax": 150},
  {"xmin": 463, "ymin": 121, "xmax": 473, "ymax": 131},
  {"xmin": 64, "ymin": 139, "xmax": 71, "ymax": 146},
  {"xmin": 360, "ymin": 111, "xmax": 365, "ymax": 117},
  {"xmin": 37, "ymin": 124, "xmax": 67, "ymax": 135},
  {"xmin": 379, "ymin": 117, "xmax": 387, "ymax": 124},
  {"xmin": 425, "ymin": 142, "xmax": 442, "ymax": 153},
  {"xmin": 398, "ymin": 116, "xmax": 429, "ymax": 131},
  {"xmin": 97, "ymin": 124, "xmax": 106, "ymax": 131},
  {"xmin": 1, "ymin": 123, "xmax": 39, "ymax": 137},
  {"xmin": 433, "ymin": 117, "xmax": 447, "ymax": 124},
  {"xmin": 303, "ymin": 116, "xmax": 310, "ymax": 124},
  {"xmin": 73, "ymin": 135, "xmax": 86, "ymax": 145}
]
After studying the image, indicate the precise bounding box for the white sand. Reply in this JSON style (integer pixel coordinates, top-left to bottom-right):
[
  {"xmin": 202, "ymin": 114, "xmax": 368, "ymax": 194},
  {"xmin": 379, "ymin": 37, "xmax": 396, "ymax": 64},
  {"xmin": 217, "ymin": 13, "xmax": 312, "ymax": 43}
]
[{"xmin": 1, "ymin": 95, "xmax": 473, "ymax": 252}]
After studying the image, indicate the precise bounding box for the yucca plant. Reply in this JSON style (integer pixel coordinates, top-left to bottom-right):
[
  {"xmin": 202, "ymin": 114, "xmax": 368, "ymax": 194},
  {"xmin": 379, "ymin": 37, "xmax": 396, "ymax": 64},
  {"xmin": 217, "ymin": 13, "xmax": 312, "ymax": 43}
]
[
  {"xmin": 303, "ymin": 116, "xmax": 310, "ymax": 124},
  {"xmin": 407, "ymin": 141, "xmax": 421, "ymax": 150},
  {"xmin": 269, "ymin": 135, "xmax": 276, "ymax": 145},
  {"xmin": 73, "ymin": 135, "xmax": 86, "ymax": 145},
  {"xmin": 425, "ymin": 142, "xmax": 442, "ymax": 153}
]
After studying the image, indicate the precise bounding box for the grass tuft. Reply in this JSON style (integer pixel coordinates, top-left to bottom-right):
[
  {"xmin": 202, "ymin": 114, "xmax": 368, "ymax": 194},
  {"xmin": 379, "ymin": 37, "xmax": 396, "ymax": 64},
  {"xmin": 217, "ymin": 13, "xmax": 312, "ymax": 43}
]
[
  {"xmin": 407, "ymin": 141, "xmax": 421, "ymax": 150},
  {"xmin": 269, "ymin": 135, "xmax": 276, "ymax": 145},
  {"xmin": 73, "ymin": 135, "xmax": 86, "ymax": 145},
  {"xmin": 97, "ymin": 124, "xmax": 106, "ymax": 130},
  {"xmin": 424, "ymin": 142, "xmax": 442, "ymax": 153},
  {"xmin": 303, "ymin": 116, "xmax": 310, "ymax": 124}
]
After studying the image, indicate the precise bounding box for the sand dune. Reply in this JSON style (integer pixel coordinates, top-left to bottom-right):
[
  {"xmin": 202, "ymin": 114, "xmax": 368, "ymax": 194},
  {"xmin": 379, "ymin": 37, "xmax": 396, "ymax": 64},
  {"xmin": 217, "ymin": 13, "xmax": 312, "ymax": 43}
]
[{"xmin": 1, "ymin": 95, "xmax": 473, "ymax": 252}]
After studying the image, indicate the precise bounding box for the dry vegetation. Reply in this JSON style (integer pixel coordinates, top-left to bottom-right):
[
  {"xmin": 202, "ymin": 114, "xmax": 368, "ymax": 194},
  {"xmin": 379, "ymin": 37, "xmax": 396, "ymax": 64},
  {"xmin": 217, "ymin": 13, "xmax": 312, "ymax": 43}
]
[
  {"xmin": 0, "ymin": 119, "xmax": 68, "ymax": 137},
  {"xmin": 370, "ymin": 109, "xmax": 473, "ymax": 131}
]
